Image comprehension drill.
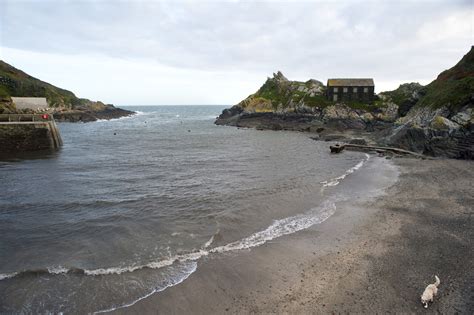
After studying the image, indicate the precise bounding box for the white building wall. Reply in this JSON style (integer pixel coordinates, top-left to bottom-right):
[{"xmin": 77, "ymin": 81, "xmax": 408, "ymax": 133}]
[{"xmin": 11, "ymin": 97, "xmax": 48, "ymax": 110}]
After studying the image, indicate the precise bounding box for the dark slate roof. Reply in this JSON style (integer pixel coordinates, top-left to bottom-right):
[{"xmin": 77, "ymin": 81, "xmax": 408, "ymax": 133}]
[{"xmin": 327, "ymin": 78, "xmax": 374, "ymax": 87}]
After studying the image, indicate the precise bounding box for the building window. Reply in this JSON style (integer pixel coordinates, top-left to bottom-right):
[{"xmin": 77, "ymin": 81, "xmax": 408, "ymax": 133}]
[
  {"xmin": 343, "ymin": 87, "xmax": 348, "ymax": 93},
  {"xmin": 353, "ymin": 87, "xmax": 358, "ymax": 93},
  {"xmin": 363, "ymin": 87, "xmax": 368, "ymax": 93},
  {"xmin": 333, "ymin": 87, "xmax": 338, "ymax": 93}
]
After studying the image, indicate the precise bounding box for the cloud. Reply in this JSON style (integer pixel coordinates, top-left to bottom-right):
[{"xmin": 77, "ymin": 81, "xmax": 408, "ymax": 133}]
[
  {"xmin": 0, "ymin": 0, "xmax": 472, "ymax": 104},
  {"xmin": 0, "ymin": 46, "xmax": 265, "ymax": 105}
]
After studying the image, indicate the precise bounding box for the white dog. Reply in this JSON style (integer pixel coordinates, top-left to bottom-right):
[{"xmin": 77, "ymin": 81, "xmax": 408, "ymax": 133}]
[{"xmin": 421, "ymin": 275, "xmax": 440, "ymax": 308}]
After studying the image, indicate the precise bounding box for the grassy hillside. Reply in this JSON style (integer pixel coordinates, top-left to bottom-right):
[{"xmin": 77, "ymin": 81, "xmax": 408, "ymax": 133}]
[
  {"xmin": 416, "ymin": 46, "xmax": 474, "ymax": 111},
  {"xmin": 0, "ymin": 60, "xmax": 80, "ymax": 107},
  {"xmin": 0, "ymin": 60, "xmax": 98, "ymax": 109}
]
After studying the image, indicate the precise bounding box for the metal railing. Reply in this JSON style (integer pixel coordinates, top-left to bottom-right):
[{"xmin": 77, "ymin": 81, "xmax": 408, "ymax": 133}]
[{"xmin": 0, "ymin": 114, "xmax": 54, "ymax": 122}]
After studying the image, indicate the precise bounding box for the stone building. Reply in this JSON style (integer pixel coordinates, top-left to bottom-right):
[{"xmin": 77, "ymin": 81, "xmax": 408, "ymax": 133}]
[
  {"xmin": 11, "ymin": 97, "xmax": 48, "ymax": 111},
  {"xmin": 326, "ymin": 79, "xmax": 374, "ymax": 103}
]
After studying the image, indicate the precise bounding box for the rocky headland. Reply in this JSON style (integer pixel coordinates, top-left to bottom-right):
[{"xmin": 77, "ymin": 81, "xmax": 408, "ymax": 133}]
[
  {"xmin": 216, "ymin": 47, "xmax": 474, "ymax": 159},
  {"xmin": 0, "ymin": 60, "xmax": 134, "ymax": 122}
]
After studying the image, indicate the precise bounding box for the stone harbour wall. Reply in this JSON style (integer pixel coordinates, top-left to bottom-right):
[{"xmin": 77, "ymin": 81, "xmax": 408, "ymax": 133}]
[{"xmin": 0, "ymin": 121, "xmax": 62, "ymax": 152}]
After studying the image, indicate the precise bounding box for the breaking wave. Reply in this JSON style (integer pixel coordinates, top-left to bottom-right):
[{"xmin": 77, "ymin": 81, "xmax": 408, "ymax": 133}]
[
  {"xmin": 93, "ymin": 262, "xmax": 198, "ymax": 314},
  {"xmin": 0, "ymin": 200, "xmax": 336, "ymax": 281},
  {"xmin": 0, "ymin": 154, "xmax": 370, "ymax": 283},
  {"xmin": 320, "ymin": 153, "xmax": 370, "ymax": 187}
]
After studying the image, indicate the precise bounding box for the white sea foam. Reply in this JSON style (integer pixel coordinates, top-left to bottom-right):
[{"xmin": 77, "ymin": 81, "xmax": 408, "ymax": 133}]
[
  {"xmin": 84, "ymin": 199, "xmax": 337, "ymax": 278},
  {"xmin": 203, "ymin": 230, "xmax": 218, "ymax": 249},
  {"xmin": 1, "ymin": 197, "xmax": 341, "ymax": 314},
  {"xmin": 0, "ymin": 155, "xmax": 369, "ymax": 284},
  {"xmin": 0, "ymin": 200, "xmax": 338, "ymax": 280},
  {"xmin": 0, "ymin": 272, "xmax": 17, "ymax": 280},
  {"xmin": 320, "ymin": 154, "xmax": 370, "ymax": 187},
  {"xmin": 93, "ymin": 262, "xmax": 198, "ymax": 314},
  {"xmin": 91, "ymin": 200, "xmax": 337, "ymax": 313},
  {"xmin": 94, "ymin": 111, "xmax": 143, "ymax": 123},
  {"xmin": 47, "ymin": 266, "xmax": 69, "ymax": 275},
  {"xmin": 211, "ymin": 200, "xmax": 336, "ymax": 253}
]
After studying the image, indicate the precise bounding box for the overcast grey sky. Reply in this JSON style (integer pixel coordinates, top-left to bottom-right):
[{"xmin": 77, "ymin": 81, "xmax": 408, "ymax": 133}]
[{"xmin": 0, "ymin": 0, "xmax": 472, "ymax": 105}]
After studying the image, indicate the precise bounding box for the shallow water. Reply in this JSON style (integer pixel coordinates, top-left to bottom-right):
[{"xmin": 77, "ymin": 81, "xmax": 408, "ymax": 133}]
[{"xmin": 0, "ymin": 105, "xmax": 376, "ymax": 313}]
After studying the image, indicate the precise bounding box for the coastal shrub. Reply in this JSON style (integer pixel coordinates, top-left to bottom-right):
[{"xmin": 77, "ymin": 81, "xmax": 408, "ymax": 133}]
[
  {"xmin": 0, "ymin": 86, "xmax": 10, "ymax": 99},
  {"xmin": 380, "ymin": 82, "xmax": 424, "ymax": 106},
  {"xmin": 417, "ymin": 77, "xmax": 474, "ymax": 111},
  {"xmin": 416, "ymin": 47, "xmax": 474, "ymax": 111},
  {"xmin": 1, "ymin": 60, "xmax": 80, "ymax": 109}
]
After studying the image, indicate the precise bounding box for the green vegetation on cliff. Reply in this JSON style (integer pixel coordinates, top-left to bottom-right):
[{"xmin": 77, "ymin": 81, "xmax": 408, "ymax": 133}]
[
  {"xmin": 238, "ymin": 71, "xmax": 328, "ymax": 112},
  {"xmin": 0, "ymin": 60, "xmax": 122, "ymax": 116},
  {"xmin": 238, "ymin": 72, "xmax": 393, "ymax": 113},
  {"xmin": 416, "ymin": 46, "xmax": 474, "ymax": 111},
  {"xmin": 238, "ymin": 47, "xmax": 474, "ymax": 116},
  {"xmin": 379, "ymin": 83, "xmax": 424, "ymax": 106},
  {"xmin": 0, "ymin": 61, "xmax": 83, "ymax": 108}
]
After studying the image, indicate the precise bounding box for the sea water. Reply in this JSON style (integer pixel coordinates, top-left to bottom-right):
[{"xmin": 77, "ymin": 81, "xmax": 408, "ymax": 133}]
[{"xmin": 0, "ymin": 105, "xmax": 375, "ymax": 313}]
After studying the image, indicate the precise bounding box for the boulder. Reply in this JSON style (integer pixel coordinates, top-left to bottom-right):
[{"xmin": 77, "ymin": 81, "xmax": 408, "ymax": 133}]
[
  {"xmin": 217, "ymin": 105, "xmax": 243, "ymax": 120},
  {"xmin": 451, "ymin": 108, "xmax": 472, "ymax": 127},
  {"xmin": 429, "ymin": 116, "xmax": 461, "ymax": 132},
  {"xmin": 379, "ymin": 102, "xmax": 399, "ymax": 122},
  {"xmin": 361, "ymin": 112, "xmax": 374, "ymax": 122},
  {"xmin": 330, "ymin": 144, "xmax": 345, "ymax": 153},
  {"xmin": 385, "ymin": 124, "xmax": 428, "ymax": 154}
]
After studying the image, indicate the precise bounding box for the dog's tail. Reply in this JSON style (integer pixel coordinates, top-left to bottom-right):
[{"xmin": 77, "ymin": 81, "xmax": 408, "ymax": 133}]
[{"xmin": 434, "ymin": 275, "xmax": 440, "ymax": 287}]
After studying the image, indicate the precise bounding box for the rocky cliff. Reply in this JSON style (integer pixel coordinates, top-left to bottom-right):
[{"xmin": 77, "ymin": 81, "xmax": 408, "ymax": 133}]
[
  {"xmin": 385, "ymin": 47, "xmax": 474, "ymax": 159},
  {"xmin": 0, "ymin": 60, "xmax": 134, "ymax": 121},
  {"xmin": 237, "ymin": 71, "xmax": 328, "ymax": 113},
  {"xmin": 217, "ymin": 72, "xmax": 403, "ymax": 135},
  {"xmin": 216, "ymin": 47, "xmax": 474, "ymax": 159}
]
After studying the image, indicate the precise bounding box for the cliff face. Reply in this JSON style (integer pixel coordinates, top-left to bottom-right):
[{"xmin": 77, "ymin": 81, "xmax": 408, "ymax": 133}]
[
  {"xmin": 0, "ymin": 60, "xmax": 134, "ymax": 121},
  {"xmin": 216, "ymin": 47, "xmax": 474, "ymax": 159},
  {"xmin": 417, "ymin": 46, "xmax": 474, "ymax": 111},
  {"xmin": 386, "ymin": 47, "xmax": 474, "ymax": 159}
]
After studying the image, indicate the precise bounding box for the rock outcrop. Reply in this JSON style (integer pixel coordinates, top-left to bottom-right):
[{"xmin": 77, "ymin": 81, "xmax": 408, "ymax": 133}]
[
  {"xmin": 52, "ymin": 102, "xmax": 134, "ymax": 122},
  {"xmin": 384, "ymin": 47, "xmax": 474, "ymax": 159},
  {"xmin": 379, "ymin": 82, "xmax": 425, "ymax": 117},
  {"xmin": 236, "ymin": 71, "xmax": 327, "ymax": 113},
  {"xmin": 216, "ymin": 47, "xmax": 474, "ymax": 159}
]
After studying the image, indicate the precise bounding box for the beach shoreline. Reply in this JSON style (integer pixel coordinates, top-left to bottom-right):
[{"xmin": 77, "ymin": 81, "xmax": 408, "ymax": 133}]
[{"xmin": 112, "ymin": 157, "xmax": 473, "ymax": 314}]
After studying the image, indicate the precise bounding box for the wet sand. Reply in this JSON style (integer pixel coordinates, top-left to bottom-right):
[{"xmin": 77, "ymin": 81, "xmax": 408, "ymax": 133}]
[{"xmin": 114, "ymin": 158, "xmax": 473, "ymax": 314}]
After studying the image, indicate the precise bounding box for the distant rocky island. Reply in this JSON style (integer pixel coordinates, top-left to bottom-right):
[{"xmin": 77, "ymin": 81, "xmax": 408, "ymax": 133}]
[
  {"xmin": 216, "ymin": 47, "xmax": 474, "ymax": 159},
  {"xmin": 0, "ymin": 61, "xmax": 134, "ymax": 122}
]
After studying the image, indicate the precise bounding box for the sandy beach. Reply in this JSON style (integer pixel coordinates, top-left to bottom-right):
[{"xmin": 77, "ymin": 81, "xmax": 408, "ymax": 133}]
[{"xmin": 112, "ymin": 157, "xmax": 473, "ymax": 314}]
